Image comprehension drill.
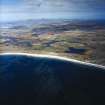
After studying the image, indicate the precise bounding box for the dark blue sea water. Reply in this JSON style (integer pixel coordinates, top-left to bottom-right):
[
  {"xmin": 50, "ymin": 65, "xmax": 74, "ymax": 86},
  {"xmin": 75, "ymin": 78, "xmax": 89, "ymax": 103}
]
[{"xmin": 0, "ymin": 55, "xmax": 105, "ymax": 105}]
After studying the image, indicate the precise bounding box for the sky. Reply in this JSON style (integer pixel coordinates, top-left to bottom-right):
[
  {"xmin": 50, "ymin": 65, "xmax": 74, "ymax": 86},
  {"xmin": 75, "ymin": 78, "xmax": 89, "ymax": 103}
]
[{"xmin": 1, "ymin": 0, "xmax": 105, "ymax": 22}]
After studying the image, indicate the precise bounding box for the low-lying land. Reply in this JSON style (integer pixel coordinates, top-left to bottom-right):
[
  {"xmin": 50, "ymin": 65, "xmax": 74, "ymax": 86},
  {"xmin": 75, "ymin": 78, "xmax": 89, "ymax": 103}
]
[{"xmin": 0, "ymin": 19, "xmax": 105, "ymax": 66}]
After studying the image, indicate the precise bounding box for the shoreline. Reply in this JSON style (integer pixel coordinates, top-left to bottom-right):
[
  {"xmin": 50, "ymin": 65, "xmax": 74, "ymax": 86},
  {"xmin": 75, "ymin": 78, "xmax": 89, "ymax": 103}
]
[{"xmin": 0, "ymin": 52, "xmax": 105, "ymax": 69}]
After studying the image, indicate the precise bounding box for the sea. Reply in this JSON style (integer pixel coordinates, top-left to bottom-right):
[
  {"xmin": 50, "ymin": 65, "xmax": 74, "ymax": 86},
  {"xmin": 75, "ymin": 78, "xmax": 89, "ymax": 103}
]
[{"xmin": 0, "ymin": 54, "xmax": 105, "ymax": 105}]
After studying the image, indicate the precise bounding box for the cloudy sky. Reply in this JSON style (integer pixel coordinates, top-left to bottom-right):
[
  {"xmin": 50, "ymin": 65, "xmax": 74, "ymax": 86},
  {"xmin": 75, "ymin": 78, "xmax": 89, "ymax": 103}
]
[{"xmin": 1, "ymin": 0, "xmax": 105, "ymax": 21}]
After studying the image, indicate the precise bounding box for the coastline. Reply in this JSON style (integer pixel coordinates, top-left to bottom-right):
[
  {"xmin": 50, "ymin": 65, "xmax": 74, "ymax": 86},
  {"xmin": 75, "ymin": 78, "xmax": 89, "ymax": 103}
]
[{"xmin": 0, "ymin": 52, "xmax": 105, "ymax": 69}]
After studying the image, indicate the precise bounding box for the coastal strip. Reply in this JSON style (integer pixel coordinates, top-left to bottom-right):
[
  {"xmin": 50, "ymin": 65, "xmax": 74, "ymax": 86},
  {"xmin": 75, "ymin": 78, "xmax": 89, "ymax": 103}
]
[{"xmin": 0, "ymin": 52, "xmax": 105, "ymax": 69}]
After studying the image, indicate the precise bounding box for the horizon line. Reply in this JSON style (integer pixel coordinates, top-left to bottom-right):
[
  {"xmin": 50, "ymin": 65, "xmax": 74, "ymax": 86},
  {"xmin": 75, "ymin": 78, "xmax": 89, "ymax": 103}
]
[{"xmin": 1, "ymin": 18, "xmax": 105, "ymax": 23}]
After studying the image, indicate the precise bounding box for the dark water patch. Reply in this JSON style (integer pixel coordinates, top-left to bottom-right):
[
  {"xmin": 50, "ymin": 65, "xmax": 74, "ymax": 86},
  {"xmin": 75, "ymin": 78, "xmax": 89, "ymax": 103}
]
[
  {"xmin": 0, "ymin": 54, "xmax": 105, "ymax": 105},
  {"xmin": 66, "ymin": 47, "xmax": 87, "ymax": 54}
]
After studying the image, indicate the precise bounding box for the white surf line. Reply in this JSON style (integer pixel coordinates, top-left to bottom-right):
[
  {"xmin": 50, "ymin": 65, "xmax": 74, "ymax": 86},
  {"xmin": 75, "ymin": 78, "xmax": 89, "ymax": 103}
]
[{"xmin": 0, "ymin": 52, "xmax": 105, "ymax": 69}]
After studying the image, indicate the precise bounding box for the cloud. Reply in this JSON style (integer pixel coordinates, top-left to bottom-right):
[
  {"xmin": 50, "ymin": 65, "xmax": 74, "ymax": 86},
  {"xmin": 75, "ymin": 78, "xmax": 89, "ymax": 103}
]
[
  {"xmin": 1, "ymin": 0, "xmax": 105, "ymax": 21},
  {"xmin": 21, "ymin": 0, "xmax": 105, "ymax": 13},
  {"xmin": 2, "ymin": 0, "xmax": 105, "ymax": 14}
]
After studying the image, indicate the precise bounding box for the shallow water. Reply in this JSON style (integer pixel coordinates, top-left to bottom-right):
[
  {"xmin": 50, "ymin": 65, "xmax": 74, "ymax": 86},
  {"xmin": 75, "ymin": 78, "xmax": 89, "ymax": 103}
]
[{"xmin": 0, "ymin": 54, "xmax": 105, "ymax": 105}]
